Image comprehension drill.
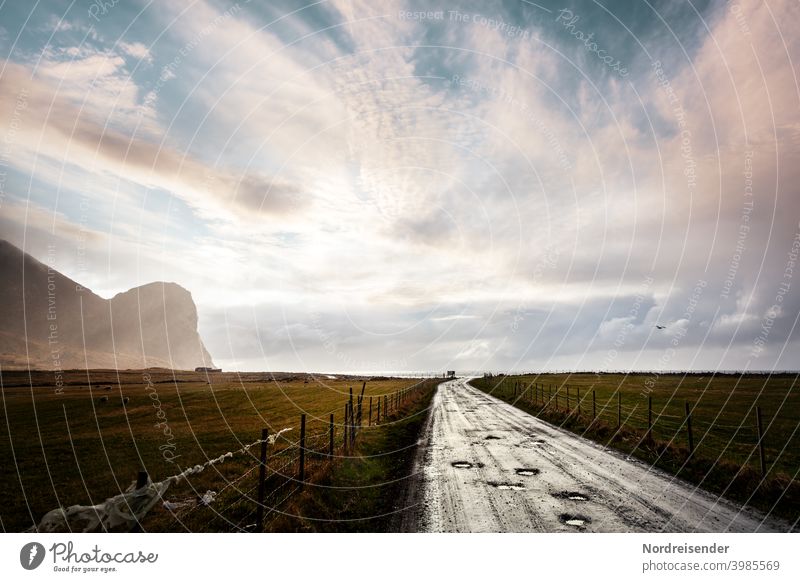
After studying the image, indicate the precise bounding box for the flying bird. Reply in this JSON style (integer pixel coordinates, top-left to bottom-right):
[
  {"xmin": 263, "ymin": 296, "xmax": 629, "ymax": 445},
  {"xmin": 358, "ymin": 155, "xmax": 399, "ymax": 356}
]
[{"xmin": 655, "ymin": 325, "xmax": 666, "ymax": 330}]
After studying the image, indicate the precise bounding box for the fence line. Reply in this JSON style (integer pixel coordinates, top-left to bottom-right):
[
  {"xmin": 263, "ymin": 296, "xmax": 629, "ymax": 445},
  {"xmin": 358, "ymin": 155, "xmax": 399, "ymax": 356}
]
[
  {"xmin": 484, "ymin": 377, "xmax": 778, "ymax": 479},
  {"xmin": 27, "ymin": 379, "xmax": 440, "ymax": 533}
]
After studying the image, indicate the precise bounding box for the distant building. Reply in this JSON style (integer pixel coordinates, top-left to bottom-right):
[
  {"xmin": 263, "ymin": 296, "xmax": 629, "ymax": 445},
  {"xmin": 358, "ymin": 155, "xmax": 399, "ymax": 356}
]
[
  {"xmin": 195, "ymin": 366, "xmax": 222, "ymax": 373},
  {"xmin": 446, "ymin": 370, "xmax": 456, "ymax": 378}
]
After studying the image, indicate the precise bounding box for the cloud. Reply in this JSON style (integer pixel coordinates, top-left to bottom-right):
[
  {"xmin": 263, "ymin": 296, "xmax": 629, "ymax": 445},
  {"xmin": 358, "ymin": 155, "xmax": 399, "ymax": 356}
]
[
  {"xmin": 118, "ymin": 41, "xmax": 152, "ymax": 63},
  {"xmin": 2, "ymin": 0, "xmax": 799, "ymax": 372},
  {"xmin": 0, "ymin": 61, "xmax": 308, "ymax": 221}
]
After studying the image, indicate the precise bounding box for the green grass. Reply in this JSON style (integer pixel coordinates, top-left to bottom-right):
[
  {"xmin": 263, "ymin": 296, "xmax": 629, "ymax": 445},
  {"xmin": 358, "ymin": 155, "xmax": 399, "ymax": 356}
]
[
  {"xmin": 0, "ymin": 368, "xmax": 435, "ymax": 532},
  {"xmin": 470, "ymin": 373, "xmax": 799, "ymax": 523},
  {"xmin": 263, "ymin": 380, "xmax": 438, "ymax": 532}
]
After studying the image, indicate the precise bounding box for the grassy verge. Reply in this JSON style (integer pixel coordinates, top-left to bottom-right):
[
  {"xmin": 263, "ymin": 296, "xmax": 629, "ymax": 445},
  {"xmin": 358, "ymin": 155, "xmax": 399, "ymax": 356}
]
[
  {"xmin": 0, "ymin": 368, "xmax": 435, "ymax": 532},
  {"xmin": 264, "ymin": 379, "xmax": 439, "ymax": 532},
  {"xmin": 470, "ymin": 373, "xmax": 799, "ymax": 524}
]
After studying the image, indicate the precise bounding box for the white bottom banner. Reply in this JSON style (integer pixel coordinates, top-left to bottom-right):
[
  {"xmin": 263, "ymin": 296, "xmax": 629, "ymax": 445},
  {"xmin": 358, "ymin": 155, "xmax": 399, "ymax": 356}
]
[{"xmin": 1, "ymin": 533, "xmax": 797, "ymax": 581}]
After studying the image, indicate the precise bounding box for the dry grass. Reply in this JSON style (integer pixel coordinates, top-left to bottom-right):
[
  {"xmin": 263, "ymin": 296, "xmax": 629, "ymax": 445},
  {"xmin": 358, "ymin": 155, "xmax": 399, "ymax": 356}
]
[{"xmin": 0, "ymin": 368, "xmax": 432, "ymax": 532}]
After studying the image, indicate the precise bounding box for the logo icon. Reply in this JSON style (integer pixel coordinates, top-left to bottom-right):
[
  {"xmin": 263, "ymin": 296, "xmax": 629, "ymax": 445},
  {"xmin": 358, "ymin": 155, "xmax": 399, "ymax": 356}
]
[{"xmin": 20, "ymin": 542, "xmax": 46, "ymax": 570}]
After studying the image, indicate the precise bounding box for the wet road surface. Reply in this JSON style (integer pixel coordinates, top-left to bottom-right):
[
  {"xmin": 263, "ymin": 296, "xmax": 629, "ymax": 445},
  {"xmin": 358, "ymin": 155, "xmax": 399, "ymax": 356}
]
[{"xmin": 403, "ymin": 378, "xmax": 790, "ymax": 532}]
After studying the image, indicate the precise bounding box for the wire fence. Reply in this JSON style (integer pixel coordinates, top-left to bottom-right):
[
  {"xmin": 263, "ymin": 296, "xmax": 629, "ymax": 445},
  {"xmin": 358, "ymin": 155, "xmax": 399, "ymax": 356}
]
[
  {"xmin": 156, "ymin": 378, "xmax": 435, "ymax": 532},
  {"xmin": 480, "ymin": 377, "xmax": 787, "ymax": 479},
  {"xmin": 26, "ymin": 378, "xmax": 438, "ymax": 533}
]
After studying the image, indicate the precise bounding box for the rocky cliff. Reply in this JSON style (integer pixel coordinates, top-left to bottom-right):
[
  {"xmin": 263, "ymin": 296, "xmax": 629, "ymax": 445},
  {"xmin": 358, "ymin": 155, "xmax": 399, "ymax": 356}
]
[{"xmin": 0, "ymin": 240, "xmax": 214, "ymax": 370}]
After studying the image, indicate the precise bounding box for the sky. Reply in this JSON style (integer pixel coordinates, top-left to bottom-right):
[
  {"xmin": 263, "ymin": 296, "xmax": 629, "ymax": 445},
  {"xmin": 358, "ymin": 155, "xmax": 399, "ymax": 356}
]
[{"xmin": 0, "ymin": 0, "xmax": 798, "ymax": 373}]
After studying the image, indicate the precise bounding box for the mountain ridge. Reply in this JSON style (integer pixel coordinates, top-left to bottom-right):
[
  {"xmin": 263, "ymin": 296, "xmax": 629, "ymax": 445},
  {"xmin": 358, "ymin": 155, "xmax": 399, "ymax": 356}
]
[{"xmin": 0, "ymin": 239, "xmax": 214, "ymax": 370}]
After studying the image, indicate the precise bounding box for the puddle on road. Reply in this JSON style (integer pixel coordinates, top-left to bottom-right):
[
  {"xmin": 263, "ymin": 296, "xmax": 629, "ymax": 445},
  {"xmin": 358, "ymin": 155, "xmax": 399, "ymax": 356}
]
[
  {"xmin": 451, "ymin": 461, "xmax": 473, "ymax": 469},
  {"xmin": 553, "ymin": 491, "xmax": 589, "ymax": 501},
  {"xmin": 515, "ymin": 468, "xmax": 540, "ymax": 476},
  {"xmin": 559, "ymin": 513, "xmax": 592, "ymax": 528},
  {"xmin": 487, "ymin": 481, "xmax": 525, "ymax": 491}
]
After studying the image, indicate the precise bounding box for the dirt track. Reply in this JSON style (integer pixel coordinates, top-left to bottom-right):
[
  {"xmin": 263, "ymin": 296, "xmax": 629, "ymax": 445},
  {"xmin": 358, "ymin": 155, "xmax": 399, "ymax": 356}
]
[{"xmin": 401, "ymin": 378, "xmax": 790, "ymax": 532}]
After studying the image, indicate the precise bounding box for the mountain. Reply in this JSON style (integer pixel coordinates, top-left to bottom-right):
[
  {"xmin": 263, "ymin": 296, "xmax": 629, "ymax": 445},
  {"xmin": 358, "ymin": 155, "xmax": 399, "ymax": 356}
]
[{"xmin": 0, "ymin": 240, "xmax": 214, "ymax": 370}]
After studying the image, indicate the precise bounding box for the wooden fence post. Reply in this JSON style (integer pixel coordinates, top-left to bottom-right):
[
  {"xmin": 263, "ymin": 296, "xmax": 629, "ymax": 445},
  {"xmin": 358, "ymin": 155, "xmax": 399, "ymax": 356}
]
[
  {"xmin": 128, "ymin": 471, "xmax": 147, "ymax": 531},
  {"xmin": 592, "ymin": 390, "xmax": 596, "ymax": 420},
  {"xmin": 329, "ymin": 414, "xmax": 334, "ymax": 458},
  {"xmin": 566, "ymin": 385, "xmax": 570, "ymax": 412},
  {"xmin": 359, "ymin": 383, "xmax": 366, "ymax": 431},
  {"xmin": 617, "ymin": 393, "xmax": 621, "ymax": 429},
  {"xmin": 136, "ymin": 470, "xmax": 148, "ymax": 489},
  {"xmin": 685, "ymin": 401, "xmax": 694, "ymax": 455},
  {"xmin": 343, "ymin": 404, "xmax": 349, "ymax": 451},
  {"xmin": 577, "ymin": 386, "xmax": 581, "ymax": 416},
  {"xmin": 377, "ymin": 397, "xmax": 381, "ymax": 423},
  {"xmin": 349, "ymin": 400, "xmax": 355, "ymax": 449},
  {"xmin": 130, "ymin": 471, "xmax": 148, "ymax": 532},
  {"xmin": 369, "ymin": 396, "xmax": 373, "ymax": 426},
  {"xmin": 299, "ymin": 414, "xmax": 306, "ymax": 484},
  {"xmin": 256, "ymin": 428, "xmax": 269, "ymax": 532},
  {"xmin": 756, "ymin": 406, "xmax": 766, "ymax": 477},
  {"xmin": 647, "ymin": 396, "xmax": 653, "ymax": 442}
]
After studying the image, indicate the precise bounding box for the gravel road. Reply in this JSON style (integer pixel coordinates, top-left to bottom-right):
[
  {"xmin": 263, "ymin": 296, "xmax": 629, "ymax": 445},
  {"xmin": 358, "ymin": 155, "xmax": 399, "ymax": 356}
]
[{"xmin": 401, "ymin": 378, "xmax": 790, "ymax": 532}]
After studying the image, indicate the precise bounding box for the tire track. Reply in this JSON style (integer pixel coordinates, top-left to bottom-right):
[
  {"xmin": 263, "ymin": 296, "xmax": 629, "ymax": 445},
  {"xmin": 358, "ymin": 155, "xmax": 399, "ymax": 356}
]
[{"xmin": 409, "ymin": 378, "xmax": 790, "ymax": 532}]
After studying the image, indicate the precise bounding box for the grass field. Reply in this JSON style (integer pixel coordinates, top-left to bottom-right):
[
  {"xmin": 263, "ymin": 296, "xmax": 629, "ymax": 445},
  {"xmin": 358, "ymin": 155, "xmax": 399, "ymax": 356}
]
[
  {"xmin": 470, "ymin": 372, "xmax": 800, "ymax": 521},
  {"xmin": 0, "ymin": 368, "xmax": 437, "ymax": 532}
]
